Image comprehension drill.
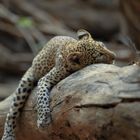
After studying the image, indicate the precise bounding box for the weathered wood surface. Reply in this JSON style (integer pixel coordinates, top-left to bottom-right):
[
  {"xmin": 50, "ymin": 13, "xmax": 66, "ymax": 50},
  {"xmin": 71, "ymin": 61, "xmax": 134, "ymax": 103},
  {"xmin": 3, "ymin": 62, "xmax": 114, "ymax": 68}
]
[{"xmin": 0, "ymin": 64, "xmax": 140, "ymax": 140}]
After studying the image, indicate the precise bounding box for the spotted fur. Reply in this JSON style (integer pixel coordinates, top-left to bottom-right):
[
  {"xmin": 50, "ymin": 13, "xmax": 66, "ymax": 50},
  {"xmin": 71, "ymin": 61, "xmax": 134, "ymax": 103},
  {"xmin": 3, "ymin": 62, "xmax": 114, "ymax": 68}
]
[{"xmin": 1, "ymin": 29, "xmax": 115, "ymax": 140}]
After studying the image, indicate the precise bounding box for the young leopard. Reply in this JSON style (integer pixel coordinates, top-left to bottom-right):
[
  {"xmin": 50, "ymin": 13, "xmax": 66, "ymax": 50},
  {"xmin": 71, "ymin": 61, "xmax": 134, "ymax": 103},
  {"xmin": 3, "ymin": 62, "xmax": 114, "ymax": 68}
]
[{"xmin": 1, "ymin": 29, "xmax": 115, "ymax": 140}]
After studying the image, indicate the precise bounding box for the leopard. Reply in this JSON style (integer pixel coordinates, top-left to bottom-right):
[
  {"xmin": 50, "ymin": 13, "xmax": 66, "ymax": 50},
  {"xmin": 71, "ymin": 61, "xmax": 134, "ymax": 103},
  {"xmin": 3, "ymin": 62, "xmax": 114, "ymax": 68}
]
[{"xmin": 1, "ymin": 29, "xmax": 115, "ymax": 140}]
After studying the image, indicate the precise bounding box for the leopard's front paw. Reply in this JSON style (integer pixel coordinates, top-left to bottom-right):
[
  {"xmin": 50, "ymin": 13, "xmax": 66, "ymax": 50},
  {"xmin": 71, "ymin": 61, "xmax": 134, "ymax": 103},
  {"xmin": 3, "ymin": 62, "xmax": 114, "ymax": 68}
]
[{"xmin": 37, "ymin": 109, "xmax": 52, "ymax": 128}]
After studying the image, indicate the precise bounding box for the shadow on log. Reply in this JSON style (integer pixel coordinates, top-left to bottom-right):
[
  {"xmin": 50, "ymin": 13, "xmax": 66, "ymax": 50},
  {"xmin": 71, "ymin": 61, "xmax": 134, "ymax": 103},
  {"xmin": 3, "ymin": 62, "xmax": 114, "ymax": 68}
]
[{"xmin": 0, "ymin": 64, "xmax": 140, "ymax": 140}]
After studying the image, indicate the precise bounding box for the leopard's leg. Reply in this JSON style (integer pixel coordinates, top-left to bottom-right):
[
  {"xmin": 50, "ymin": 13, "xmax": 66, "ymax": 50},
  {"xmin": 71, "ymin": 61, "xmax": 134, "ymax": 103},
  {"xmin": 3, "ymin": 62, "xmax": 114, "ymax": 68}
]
[
  {"xmin": 1, "ymin": 68, "xmax": 36, "ymax": 140},
  {"xmin": 37, "ymin": 65, "xmax": 68, "ymax": 128}
]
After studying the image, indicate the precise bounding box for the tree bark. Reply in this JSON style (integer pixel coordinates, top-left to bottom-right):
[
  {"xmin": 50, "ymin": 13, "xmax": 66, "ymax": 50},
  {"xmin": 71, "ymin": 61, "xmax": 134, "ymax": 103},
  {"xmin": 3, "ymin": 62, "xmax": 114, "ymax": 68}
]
[{"xmin": 0, "ymin": 64, "xmax": 140, "ymax": 140}]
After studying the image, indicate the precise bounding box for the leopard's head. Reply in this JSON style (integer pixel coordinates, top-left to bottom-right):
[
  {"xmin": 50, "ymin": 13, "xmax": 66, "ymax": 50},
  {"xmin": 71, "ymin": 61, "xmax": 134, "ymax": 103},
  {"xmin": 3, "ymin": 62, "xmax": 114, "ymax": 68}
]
[{"xmin": 67, "ymin": 29, "xmax": 116, "ymax": 71}]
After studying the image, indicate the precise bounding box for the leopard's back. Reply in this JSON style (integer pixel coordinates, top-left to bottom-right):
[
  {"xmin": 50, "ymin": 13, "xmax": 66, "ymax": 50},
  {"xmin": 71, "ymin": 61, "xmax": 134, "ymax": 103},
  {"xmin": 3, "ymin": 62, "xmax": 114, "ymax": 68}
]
[{"xmin": 32, "ymin": 36, "xmax": 77, "ymax": 78}]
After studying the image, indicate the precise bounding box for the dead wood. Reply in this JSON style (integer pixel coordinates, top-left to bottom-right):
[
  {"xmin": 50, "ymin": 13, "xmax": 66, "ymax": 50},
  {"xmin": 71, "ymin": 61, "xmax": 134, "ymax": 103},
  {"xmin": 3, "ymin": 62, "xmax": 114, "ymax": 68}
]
[{"xmin": 0, "ymin": 64, "xmax": 140, "ymax": 140}]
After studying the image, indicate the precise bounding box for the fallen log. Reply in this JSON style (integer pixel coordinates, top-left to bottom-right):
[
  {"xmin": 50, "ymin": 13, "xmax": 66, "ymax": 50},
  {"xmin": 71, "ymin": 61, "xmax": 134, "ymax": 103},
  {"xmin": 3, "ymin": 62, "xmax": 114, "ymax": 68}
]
[{"xmin": 0, "ymin": 64, "xmax": 140, "ymax": 140}]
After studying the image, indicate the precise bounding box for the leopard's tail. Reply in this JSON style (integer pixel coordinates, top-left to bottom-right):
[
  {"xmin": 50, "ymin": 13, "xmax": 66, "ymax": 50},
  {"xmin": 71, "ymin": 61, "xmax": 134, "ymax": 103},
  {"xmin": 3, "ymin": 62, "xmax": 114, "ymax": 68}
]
[{"xmin": 1, "ymin": 67, "xmax": 37, "ymax": 140}]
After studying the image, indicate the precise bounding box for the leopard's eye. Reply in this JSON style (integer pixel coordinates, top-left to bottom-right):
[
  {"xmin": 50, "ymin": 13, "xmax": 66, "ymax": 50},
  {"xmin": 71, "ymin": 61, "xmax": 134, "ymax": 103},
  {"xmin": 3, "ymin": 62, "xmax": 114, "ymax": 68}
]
[
  {"xmin": 100, "ymin": 53, "xmax": 104, "ymax": 56},
  {"xmin": 99, "ymin": 53, "xmax": 105, "ymax": 58},
  {"xmin": 72, "ymin": 56, "xmax": 81, "ymax": 64},
  {"xmin": 67, "ymin": 52, "xmax": 82, "ymax": 65}
]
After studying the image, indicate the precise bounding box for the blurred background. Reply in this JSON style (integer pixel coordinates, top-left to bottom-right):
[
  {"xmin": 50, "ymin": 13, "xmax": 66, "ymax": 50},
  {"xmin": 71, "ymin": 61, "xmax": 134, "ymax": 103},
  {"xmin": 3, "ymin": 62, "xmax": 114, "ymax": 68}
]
[{"xmin": 0, "ymin": 0, "xmax": 139, "ymax": 100}]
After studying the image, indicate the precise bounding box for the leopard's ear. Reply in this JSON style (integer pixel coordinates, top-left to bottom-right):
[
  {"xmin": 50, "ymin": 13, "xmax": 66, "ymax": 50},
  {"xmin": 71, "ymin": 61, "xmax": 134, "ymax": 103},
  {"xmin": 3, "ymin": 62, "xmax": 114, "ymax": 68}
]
[{"xmin": 77, "ymin": 29, "xmax": 91, "ymax": 40}]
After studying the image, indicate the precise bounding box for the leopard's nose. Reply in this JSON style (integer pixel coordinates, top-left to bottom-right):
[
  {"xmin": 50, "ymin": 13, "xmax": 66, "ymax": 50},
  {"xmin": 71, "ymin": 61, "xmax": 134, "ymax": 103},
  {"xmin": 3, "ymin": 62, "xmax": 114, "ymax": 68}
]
[
  {"xmin": 104, "ymin": 46, "xmax": 116, "ymax": 61},
  {"xmin": 108, "ymin": 51, "xmax": 116, "ymax": 64},
  {"xmin": 111, "ymin": 52, "xmax": 116, "ymax": 60}
]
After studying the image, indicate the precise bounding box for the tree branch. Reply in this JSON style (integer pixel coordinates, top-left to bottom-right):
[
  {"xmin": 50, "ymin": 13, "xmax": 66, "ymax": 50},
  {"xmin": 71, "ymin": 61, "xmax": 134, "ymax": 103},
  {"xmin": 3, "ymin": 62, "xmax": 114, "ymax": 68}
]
[{"xmin": 0, "ymin": 64, "xmax": 140, "ymax": 140}]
